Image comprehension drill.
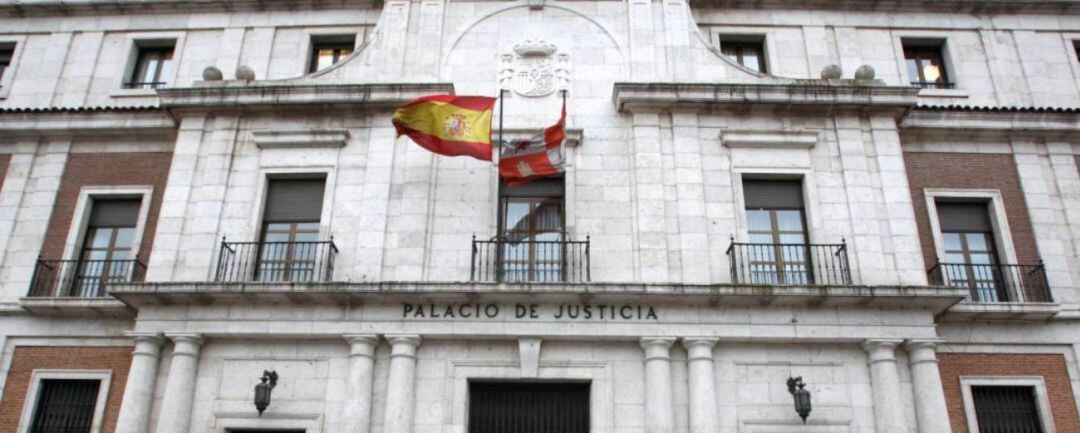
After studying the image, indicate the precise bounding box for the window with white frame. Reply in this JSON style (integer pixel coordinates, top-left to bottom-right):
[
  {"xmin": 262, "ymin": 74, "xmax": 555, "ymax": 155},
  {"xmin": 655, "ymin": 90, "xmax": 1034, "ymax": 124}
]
[
  {"xmin": 307, "ymin": 35, "xmax": 356, "ymax": 73},
  {"xmin": 960, "ymin": 377, "xmax": 1055, "ymax": 433},
  {"xmin": 718, "ymin": 35, "xmax": 767, "ymax": 73},
  {"xmin": 0, "ymin": 43, "xmax": 14, "ymax": 86},
  {"xmin": 17, "ymin": 370, "xmax": 111, "ymax": 433},
  {"xmin": 125, "ymin": 41, "xmax": 174, "ymax": 89},
  {"xmin": 902, "ymin": 38, "xmax": 953, "ymax": 89}
]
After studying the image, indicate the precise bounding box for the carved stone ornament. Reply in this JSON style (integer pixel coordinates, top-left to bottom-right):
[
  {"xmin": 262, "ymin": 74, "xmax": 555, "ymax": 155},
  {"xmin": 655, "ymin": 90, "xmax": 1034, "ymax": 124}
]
[{"xmin": 499, "ymin": 39, "xmax": 570, "ymax": 97}]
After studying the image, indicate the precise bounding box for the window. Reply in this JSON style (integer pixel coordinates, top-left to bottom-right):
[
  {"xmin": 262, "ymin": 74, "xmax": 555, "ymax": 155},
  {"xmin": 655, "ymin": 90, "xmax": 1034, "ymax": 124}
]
[
  {"xmin": 935, "ymin": 202, "xmax": 1007, "ymax": 301},
  {"xmin": 29, "ymin": 379, "xmax": 101, "ymax": 433},
  {"xmin": 903, "ymin": 41, "xmax": 953, "ymax": 89},
  {"xmin": 71, "ymin": 199, "xmax": 141, "ymax": 297},
  {"xmin": 1074, "ymin": 40, "xmax": 1079, "ymax": 63},
  {"xmin": 469, "ymin": 382, "xmax": 589, "ymax": 433},
  {"xmin": 126, "ymin": 44, "xmax": 173, "ymax": 89},
  {"xmin": 742, "ymin": 179, "xmax": 808, "ymax": 285},
  {"xmin": 308, "ymin": 35, "xmax": 356, "ymax": 73},
  {"xmin": 499, "ymin": 177, "xmax": 565, "ymax": 282},
  {"xmin": 971, "ymin": 386, "xmax": 1044, "ymax": 433},
  {"xmin": 0, "ymin": 44, "xmax": 13, "ymax": 85},
  {"xmin": 719, "ymin": 36, "xmax": 767, "ymax": 73},
  {"xmin": 258, "ymin": 178, "xmax": 326, "ymax": 282}
]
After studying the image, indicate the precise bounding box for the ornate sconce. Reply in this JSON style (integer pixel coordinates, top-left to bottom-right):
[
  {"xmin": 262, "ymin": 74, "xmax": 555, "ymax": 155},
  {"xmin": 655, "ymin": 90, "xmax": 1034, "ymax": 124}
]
[
  {"xmin": 786, "ymin": 376, "xmax": 812, "ymax": 423},
  {"xmin": 254, "ymin": 370, "xmax": 278, "ymax": 416}
]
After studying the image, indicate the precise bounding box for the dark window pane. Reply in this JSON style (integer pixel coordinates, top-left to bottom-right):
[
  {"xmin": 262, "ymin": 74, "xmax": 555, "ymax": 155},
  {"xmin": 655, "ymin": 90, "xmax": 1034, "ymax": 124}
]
[
  {"xmin": 0, "ymin": 45, "xmax": 13, "ymax": 83},
  {"xmin": 719, "ymin": 39, "xmax": 767, "ymax": 73},
  {"xmin": 903, "ymin": 43, "xmax": 950, "ymax": 87},
  {"xmin": 971, "ymin": 386, "xmax": 1044, "ymax": 433},
  {"xmin": 308, "ymin": 38, "xmax": 356, "ymax": 73},
  {"xmin": 128, "ymin": 45, "xmax": 174, "ymax": 89},
  {"xmin": 469, "ymin": 382, "xmax": 590, "ymax": 433},
  {"xmin": 30, "ymin": 379, "xmax": 100, "ymax": 433}
]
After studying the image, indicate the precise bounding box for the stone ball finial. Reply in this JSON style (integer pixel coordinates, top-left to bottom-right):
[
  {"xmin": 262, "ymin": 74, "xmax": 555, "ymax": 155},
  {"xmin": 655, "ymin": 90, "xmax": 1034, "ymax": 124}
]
[
  {"xmin": 854, "ymin": 65, "xmax": 876, "ymax": 81},
  {"xmin": 202, "ymin": 66, "xmax": 223, "ymax": 81},
  {"xmin": 820, "ymin": 64, "xmax": 842, "ymax": 80},
  {"xmin": 236, "ymin": 65, "xmax": 256, "ymax": 81}
]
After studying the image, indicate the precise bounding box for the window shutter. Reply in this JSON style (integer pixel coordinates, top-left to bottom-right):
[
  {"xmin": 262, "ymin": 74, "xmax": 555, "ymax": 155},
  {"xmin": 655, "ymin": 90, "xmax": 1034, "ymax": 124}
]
[
  {"xmin": 89, "ymin": 199, "xmax": 141, "ymax": 227},
  {"xmin": 936, "ymin": 202, "xmax": 993, "ymax": 232},
  {"xmin": 501, "ymin": 177, "xmax": 564, "ymax": 198},
  {"xmin": 264, "ymin": 178, "xmax": 326, "ymax": 223},
  {"xmin": 743, "ymin": 180, "xmax": 804, "ymax": 209}
]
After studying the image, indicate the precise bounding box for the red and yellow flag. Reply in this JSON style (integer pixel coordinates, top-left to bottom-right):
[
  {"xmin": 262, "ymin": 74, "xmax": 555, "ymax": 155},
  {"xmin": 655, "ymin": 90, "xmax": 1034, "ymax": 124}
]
[{"xmin": 392, "ymin": 95, "xmax": 497, "ymax": 161}]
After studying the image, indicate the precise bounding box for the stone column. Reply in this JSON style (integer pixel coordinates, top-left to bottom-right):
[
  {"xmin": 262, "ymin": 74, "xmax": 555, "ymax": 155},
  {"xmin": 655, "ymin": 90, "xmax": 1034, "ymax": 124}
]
[
  {"xmin": 155, "ymin": 334, "xmax": 204, "ymax": 433},
  {"xmin": 862, "ymin": 339, "xmax": 909, "ymax": 433},
  {"xmin": 904, "ymin": 340, "xmax": 952, "ymax": 433},
  {"xmin": 640, "ymin": 337, "xmax": 676, "ymax": 433},
  {"xmin": 383, "ymin": 335, "xmax": 421, "ymax": 433},
  {"xmin": 343, "ymin": 335, "xmax": 380, "ymax": 433},
  {"xmin": 116, "ymin": 333, "xmax": 165, "ymax": 433},
  {"xmin": 683, "ymin": 338, "xmax": 719, "ymax": 433}
]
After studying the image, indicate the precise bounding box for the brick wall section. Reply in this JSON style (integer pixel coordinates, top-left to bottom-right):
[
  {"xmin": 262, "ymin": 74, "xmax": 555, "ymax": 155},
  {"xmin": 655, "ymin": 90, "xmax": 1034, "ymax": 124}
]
[
  {"xmin": 938, "ymin": 353, "xmax": 1080, "ymax": 432},
  {"xmin": 0, "ymin": 154, "xmax": 10, "ymax": 191},
  {"xmin": 903, "ymin": 152, "xmax": 1041, "ymax": 268},
  {"xmin": 38, "ymin": 152, "xmax": 173, "ymax": 262},
  {"xmin": 0, "ymin": 346, "xmax": 132, "ymax": 433}
]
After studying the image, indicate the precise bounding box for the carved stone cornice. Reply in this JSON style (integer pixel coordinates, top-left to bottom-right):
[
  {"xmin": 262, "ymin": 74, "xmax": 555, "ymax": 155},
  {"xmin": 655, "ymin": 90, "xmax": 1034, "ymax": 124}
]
[
  {"xmin": 156, "ymin": 82, "xmax": 455, "ymax": 115},
  {"xmin": 612, "ymin": 82, "xmax": 919, "ymax": 114},
  {"xmin": 689, "ymin": 0, "xmax": 1080, "ymax": 15}
]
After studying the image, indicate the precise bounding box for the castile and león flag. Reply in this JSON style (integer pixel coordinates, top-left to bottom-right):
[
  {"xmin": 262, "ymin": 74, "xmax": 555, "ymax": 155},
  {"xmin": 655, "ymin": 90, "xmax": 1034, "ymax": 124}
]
[{"xmin": 392, "ymin": 92, "xmax": 567, "ymax": 185}]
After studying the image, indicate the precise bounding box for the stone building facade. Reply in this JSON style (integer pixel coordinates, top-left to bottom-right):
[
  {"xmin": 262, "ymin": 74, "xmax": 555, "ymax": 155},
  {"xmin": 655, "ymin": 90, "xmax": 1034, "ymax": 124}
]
[{"xmin": 0, "ymin": 1, "xmax": 1079, "ymax": 433}]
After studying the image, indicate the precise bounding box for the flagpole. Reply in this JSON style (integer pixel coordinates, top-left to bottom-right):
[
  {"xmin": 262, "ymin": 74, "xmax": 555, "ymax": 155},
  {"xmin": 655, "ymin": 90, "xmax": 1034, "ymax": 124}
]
[{"xmin": 497, "ymin": 89, "xmax": 505, "ymax": 160}]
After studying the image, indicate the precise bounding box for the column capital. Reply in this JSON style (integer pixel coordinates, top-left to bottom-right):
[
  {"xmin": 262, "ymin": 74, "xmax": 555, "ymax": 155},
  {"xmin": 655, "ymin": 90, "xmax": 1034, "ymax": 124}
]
[
  {"xmin": 126, "ymin": 332, "xmax": 165, "ymax": 358},
  {"xmin": 682, "ymin": 337, "xmax": 718, "ymax": 361},
  {"xmin": 904, "ymin": 339, "xmax": 945, "ymax": 366},
  {"xmin": 165, "ymin": 333, "xmax": 204, "ymax": 357},
  {"xmin": 640, "ymin": 337, "xmax": 676, "ymax": 361},
  {"xmin": 344, "ymin": 334, "xmax": 380, "ymax": 358},
  {"xmin": 386, "ymin": 334, "xmax": 421, "ymax": 359},
  {"xmin": 862, "ymin": 339, "xmax": 902, "ymax": 364}
]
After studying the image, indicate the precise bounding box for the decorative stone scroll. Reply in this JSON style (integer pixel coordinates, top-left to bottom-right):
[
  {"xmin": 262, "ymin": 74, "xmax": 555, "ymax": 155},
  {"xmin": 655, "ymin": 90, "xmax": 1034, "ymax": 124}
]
[{"xmin": 499, "ymin": 39, "xmax": 570, "ymax": 97}]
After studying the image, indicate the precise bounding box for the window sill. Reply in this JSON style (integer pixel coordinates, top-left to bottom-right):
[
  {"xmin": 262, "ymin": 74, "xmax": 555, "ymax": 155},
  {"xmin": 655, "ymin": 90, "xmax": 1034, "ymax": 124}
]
[
  {"xmin": 940, "ymin": 301, "xmax": 1059, "ymax": 321},
  {"xmin": 18, "ymin": 296, "xmax": 134, "ymax": 317},
  {"xmin": 917, "ymin": 88, "xmax": 969, "ymax": 98},
  {"xmin": 110, "ymin": 88, "xmax": 158, "ymax": 98}
]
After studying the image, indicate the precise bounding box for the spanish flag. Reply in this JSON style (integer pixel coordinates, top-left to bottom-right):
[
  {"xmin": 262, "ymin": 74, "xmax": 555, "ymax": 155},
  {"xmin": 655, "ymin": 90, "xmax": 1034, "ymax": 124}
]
[{"xmin": 392, "ymin": 95, "xmax": 497, "ymax": 161}]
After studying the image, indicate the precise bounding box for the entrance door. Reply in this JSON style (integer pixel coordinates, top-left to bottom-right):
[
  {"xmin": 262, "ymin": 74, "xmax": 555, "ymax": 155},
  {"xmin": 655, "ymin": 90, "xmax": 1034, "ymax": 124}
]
[{"xmin": 468, "ymin": 382, "xmax": 590, "ymax": 433}]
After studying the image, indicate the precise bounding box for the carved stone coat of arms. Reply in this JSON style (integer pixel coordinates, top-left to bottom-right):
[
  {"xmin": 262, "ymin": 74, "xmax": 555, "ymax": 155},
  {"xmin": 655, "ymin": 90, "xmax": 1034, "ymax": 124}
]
[{"xmin": 499, "ymin": 39, "xmax": 570, "ymax": 97}]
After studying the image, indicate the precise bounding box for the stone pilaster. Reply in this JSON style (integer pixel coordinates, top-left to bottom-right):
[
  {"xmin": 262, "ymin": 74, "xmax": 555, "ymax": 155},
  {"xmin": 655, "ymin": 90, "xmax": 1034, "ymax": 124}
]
[
  {"xmin": 343, "ymin": 335, "xmax": 380, "ymax": 433},
  {"xmin": 116, "ymin": 333, "xmax": 165, "ymax": 433},
  {"xmin": 862, "ymin": 339, "xmax": 908, "ymax": 433},
  {"xmin": 683, "ymin": 338, "xmax": 719, "ymax": 433},
  {"xmin": 640, "ymin": 337, "xmax": 676, "ymax": 433},
  {"xmin": 155, "ymin": 334, "xmax": 204, "ymax": 433},
  {"xmin": 383, "ymin": 335, "xmax": 421, "ymax": 433},
  {"xmin": 904, "ymin": 340, "xmax": 952, "ymax": 433}
]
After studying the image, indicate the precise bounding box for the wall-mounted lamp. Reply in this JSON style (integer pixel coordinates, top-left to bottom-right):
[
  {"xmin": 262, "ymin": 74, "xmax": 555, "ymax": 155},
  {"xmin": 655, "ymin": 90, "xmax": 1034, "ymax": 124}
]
[
  {"xmin": 254, "ymin": 370, "xmax": 278, "ymax": 416},
  {"xmin": 786, "ymin": 376, "xmax": 812, "ymax": 423}
]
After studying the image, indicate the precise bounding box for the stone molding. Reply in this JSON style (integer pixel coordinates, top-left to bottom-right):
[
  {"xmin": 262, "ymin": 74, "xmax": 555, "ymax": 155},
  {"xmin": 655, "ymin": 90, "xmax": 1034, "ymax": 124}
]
[
  {"xmin": 612, "ymin": 82, "xmax": 920, "ymax": 113},
  {"xmin": 720, "ymin": 130, "xmax": 819, "ymax": 149},
  {"xmin": 862, "ymin": 339, "xmax": 902, "ymax": 364},
  {"xmin": 252, "ymin": 129, "xmax": 350, "ymax": 149},
  {"xmin": 344, "ymin": 334, "xmax": 379, "ymax": 358},
  {"xmin": 0, "ymin": 109, "xmax": 175, "ymax": 136},
  {"xmin": 157, "ymin": 82, "xmax": 455, "ymax": 113},
  {"xmin": 901, "ymin": 108, "xmax": 1080, "ymax": 134}
]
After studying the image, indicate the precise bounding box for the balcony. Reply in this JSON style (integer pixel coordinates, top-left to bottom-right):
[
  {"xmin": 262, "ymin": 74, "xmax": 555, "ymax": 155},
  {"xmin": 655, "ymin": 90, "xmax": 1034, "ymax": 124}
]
[
  {"xmin": 928, "ymin": 262, "xmax": 1052, "ymax": 303},
  {"xmin": 122, "ymin": 81, "xmax": 167, "ymax": 90},
  {"xmin": 911, "ymin": 81, "xmax": 956, "ymax": 90},
  {"xmin": 726, "ymin": 241, "xmax": 852, "ymax": 286},
  {"xmin": 27, "ymin": 258, "xmax": 146, "ymax": 298},
  {"xmin": 470, "ymin": 235, "xmax": 590, "ymax": 283},
  {"xmin": 214, "ymin": 239, "xmax": 338, "ymax": 283}
]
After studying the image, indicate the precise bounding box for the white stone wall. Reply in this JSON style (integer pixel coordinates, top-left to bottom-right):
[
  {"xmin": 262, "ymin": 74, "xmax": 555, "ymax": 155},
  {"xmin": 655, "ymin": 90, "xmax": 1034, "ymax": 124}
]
[
  {"xmin": 694, "ymin": 8, "xmax": 1080, "ymax": 108},
  {"xmin": 139, "ymin": 336, "xmax": 916, "ymax": 433}
]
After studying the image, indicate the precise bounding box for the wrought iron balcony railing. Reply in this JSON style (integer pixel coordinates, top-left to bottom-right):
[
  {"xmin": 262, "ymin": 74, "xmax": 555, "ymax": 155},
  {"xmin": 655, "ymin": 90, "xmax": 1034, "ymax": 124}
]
[
  {"xmin": 927, "ymin": 262, "xmax": 1052, "ymax": 303},
  {"xmin": 27, "ymin": 258, "xmax": 146, "ymax": 298},
  {"xmin": 726, "ymin": 241, "xmax": 851, "ymax": 286},
  {"xmin": 122, "ymin": 81, "xmax": 167, "ymax": 90},
  {"xmin": 471, "ymin": 235, "xmax": 590, "ymax": 283},
  {"xmin": 911, "ymin": 81, "xmax": 956, "ymax": 89},
  {"xmin": 214, "ymin": 239, "xmax": 338, "ymax": 283}
]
